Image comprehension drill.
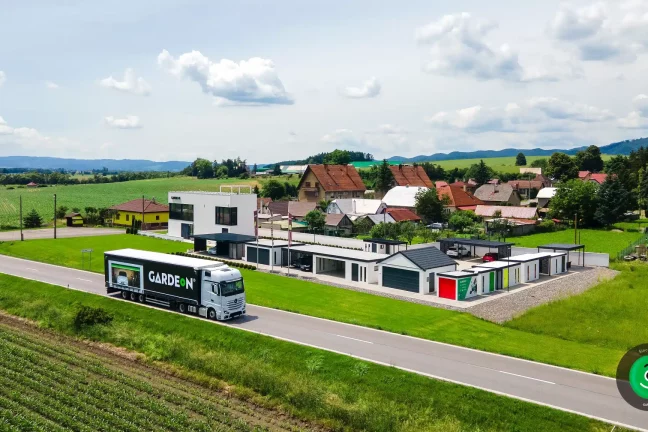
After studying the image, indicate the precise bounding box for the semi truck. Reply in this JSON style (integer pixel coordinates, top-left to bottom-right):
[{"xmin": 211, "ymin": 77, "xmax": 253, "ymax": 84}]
[{"xmin": 104, "ymin": 249, "xmax": 246, "ymax": 321}]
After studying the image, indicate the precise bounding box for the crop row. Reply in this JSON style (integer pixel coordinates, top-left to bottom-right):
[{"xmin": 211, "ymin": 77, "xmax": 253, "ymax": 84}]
[{"xmin": 0, "ymin": 329, "xmax": 257, "ymax": 432}]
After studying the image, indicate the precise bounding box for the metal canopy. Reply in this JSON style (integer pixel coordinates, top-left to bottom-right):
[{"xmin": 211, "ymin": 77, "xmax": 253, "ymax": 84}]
[
  {"xmin": 439, "ymin": 237, "xmax": 513, "ymax": 258},
  {"xmin": 537, "ymin": 244, "xmax": 586, "ymax": 267},
  {"xmin": 193, "ymin": 233, "xmax": 256, "ymax": 243}
]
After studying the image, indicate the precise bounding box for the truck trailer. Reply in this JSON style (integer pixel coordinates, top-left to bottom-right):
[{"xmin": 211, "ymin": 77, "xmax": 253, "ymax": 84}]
[{"xmin": 105, "ymin": 249, "xmax": 246, "ymax": 320}]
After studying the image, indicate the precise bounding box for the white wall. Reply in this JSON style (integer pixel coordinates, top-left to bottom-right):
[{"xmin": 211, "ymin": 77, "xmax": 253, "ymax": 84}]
[
  {"xmin": 259, "ymin": 228, "xmax": 365, "ymax": 249},
  {"xmin": 168, "ymin": 192, "xmax": 256, "ymax": 237}
]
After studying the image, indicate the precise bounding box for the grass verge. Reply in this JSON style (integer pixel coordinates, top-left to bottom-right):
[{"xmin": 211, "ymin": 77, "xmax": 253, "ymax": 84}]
[
  {"xmin": 510, "ymin": 228, "xmax": 643, "ymax": 257},
  {"xmin": 0, "ymin": 274, "xmax": 619, "ymax": 432}
]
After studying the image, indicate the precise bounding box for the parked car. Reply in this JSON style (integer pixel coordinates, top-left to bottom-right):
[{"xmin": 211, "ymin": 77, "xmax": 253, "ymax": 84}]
[
  {"xmin": 116, "ymin": 271, "xmax": 129, "ymax": 286},
  {"xmin": 207, "ymin": 247, "xmax": 218, "ymax": 256},
  {"xmin": 427, "ymin": 222, "xmax": 447, "ymax": 230},
  {"xmin": 446, "ymin": 246, "xmax": 470, "ymax": 257},
  {"xmin": 482, "ymin": 252, "xmax": 499, "ymax": 262}
]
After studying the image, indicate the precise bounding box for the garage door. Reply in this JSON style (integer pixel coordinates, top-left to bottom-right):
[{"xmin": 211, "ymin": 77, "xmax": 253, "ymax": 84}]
[
  {"xmin": 382, "ymin": 267, "xmax": 420, "ymax": 292},
  {"xmin": 438, "ymin": 278, "xmax": 456, "ymax": 300},
  {"xmin": 247, "ymin": 247, "xmax": 270, "ymax": 265}
]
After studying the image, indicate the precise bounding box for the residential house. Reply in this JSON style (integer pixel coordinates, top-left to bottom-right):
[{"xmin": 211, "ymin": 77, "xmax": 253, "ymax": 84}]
[
  {"xmin": 110, "ymin": 198, "xmax": 169, "ymax": 229},
  {"xmin": 473, "ymin": 184, "xmax": 521, "ymax": 206},
  {"xmin": 450, "ymin": 179, "xmax": 478, "ymax": 194},
  {"xmin": 287, "ymin": 201, "xmax": 318, "ymax": 220},
  {"xmin": 435, "ymin": 181, "xmax": 449, "ymax": 188},
  {"xmin": 436, "ymin": 185, "xmax": 483, "ymax": 213},
  {"xmin": 475, "ymin": 205, "xmax": 538, "ymax": 220},
  {"xmin": 536, "ymin": 187, "xmax": 557, "ymax": 210},
  {"xmin": 268, "ymin": 200, "xmax": 289, "ymax": 217},
  {"xmin": 579, "ymin": 171, "xmax": 607, "ymax": 185},
  {"xmin": 386, "ymin": 208, "xmax": 422, "ymax": 223},
  {"xmin": 326, "ymin": 198, "xmax": 386, "ymax": 220},
  {"xmin": 389, "ymin": 165, "xmax": 433, "ymax": 188},
  {"xmin": 257, "ymin": 197, "xmax": 272, "ymax": 215},
  {"xmin": 360, "ymin": 213, "xmax": 397, "ymax": 226},
  {"xmin": 382, "ymin": 185, "xmax": 427, "ymax": 209},
  {"xmin": 297, "ymin": 164, "xmax": 366, "ymax": 202},
  {"xmin": 507, "ymin": 174, "xmax": 552, "ymax": 199},
  {"xmin": 64, "ymin": 212, "xmax": 84, "ymax": 227},
  {"xmin": 324, "ymin": 214, "xmax": 354, "ymax": 236}
]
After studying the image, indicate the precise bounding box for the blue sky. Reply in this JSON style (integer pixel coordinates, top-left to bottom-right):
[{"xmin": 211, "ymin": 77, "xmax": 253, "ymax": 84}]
[{"xmin": 1, "ymin": 0, "xmax": 647, "ymax": 163}]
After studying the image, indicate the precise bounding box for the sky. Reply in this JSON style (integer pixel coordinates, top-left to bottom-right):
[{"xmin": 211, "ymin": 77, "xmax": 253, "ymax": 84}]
[{"xmin": 1, "ymin": 0, "xmax": 648, "ymax": 163}]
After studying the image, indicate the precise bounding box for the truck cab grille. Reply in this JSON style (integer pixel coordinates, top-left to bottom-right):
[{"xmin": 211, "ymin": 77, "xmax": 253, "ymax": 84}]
[{"xmin": 227, "ymin": 298, "xmax": 243, "ymax": 310}]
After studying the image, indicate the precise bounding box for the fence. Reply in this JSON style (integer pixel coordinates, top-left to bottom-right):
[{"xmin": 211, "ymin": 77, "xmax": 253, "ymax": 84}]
[{"xmin": 616, "ymin": 233, "xmax": 648, "ymax": 261}]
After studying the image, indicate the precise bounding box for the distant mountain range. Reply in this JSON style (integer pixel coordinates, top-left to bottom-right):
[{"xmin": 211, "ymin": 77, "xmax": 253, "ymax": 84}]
[
  {"xmin": 0, "ymin": 156, "xmax": 190, "ymax": 172},
  {"xmin": 387, "ymin": 137, "xmax": 648, "ymax": 163}
]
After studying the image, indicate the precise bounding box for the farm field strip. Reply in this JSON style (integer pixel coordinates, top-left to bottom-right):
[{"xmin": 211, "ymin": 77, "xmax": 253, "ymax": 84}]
[{"xmin": 0, "ymin": 316, "xmax": 306, "ymax": 432}]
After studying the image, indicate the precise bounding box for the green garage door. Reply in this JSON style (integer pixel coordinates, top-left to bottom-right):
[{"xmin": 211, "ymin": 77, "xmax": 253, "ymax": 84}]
[
  {"xmin": 247, "ymin": 247, "xmax": 270, "ymax": 265},
  {"xmin": 382, "ymin": 267, "xmax": 420, "ymax": 292}
]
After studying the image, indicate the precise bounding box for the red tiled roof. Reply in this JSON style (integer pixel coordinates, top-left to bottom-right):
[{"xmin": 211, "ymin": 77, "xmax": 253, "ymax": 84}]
[
  {"xmin": 437, "ymin": 185, "xmax": 483, "ymax": 208},
  {"xmin": 475, "ymin": 205, "xmax": 538, "ymax": 219},
  {"xmin": 578, "ymin": 171, "xmax": 590, "ymax": 179},
  {"xmin": 268, "ymin": 201, "xmax": 289, "ymax": 216},
  {"xmin": 288, "ymin": 201, "xmax": 318, "ymax": 217},
  {"xmin": 110, "ymin": 199, "xmax": 168, "ymax": 213},
  {"xmin": 300, "ymin": 164, "xmax": 366, "ymax": 192},
  {"xmin": 507, "ymin": 180, "xmax": 546, "ymax": 190},
  {"xmin": 325, "ymin": 213, "xmax": 350, "ymax": 227},
  {"xmin": 588, "ymin": 173, "xmax": 607, "ymax": 184},
  {"xmin": 26, "ymin": 182, "xmax": 38, "ymax": 186},
  {"xmin": 435, "ymin": 180, "xmax": 448, "ymax": 188},
  {"xmin": 389, "ymin": 165, "xmax": 433, "ymax": 188},
  {"xmin": 386, "ymin": 208, "xmax": 421, "ymax": 222}
]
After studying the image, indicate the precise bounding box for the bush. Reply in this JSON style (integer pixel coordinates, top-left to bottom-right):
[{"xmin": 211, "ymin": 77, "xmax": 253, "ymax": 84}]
[
  {"xmin": 239, "ymin": 172, "xmax": 250, "ymax": 179},
  {"xmin": 536, "ymin": 219, "xmax": 556, "ymax": 233},
  {"xmin": 73, "ymin": 305, "xmax": 114, "ymax": 329}
]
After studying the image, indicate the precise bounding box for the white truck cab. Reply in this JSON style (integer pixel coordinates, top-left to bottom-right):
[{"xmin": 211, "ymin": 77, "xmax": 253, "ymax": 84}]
[{"xmin": 201, "ymin": 267, "xmax": 246, "ymax": 320}]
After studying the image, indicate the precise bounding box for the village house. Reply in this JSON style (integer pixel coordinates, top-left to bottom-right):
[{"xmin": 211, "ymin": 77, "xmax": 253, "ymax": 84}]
[
  {"xmin": 326, "ymin": 198, "xmax": 386, "ymax": 220},
  {"xmin": 579, "ymin": 171, "xmax": 607, "ymax": 185},
  {"xmin": 110, "ymin": 198, "xmax": 169, "ymax": 229},
  {"xmin": 473, "ymin": 183, "xmax": 522, "ymax": 206},
  {"xmin": 297, "ymin": 164, "xmax": 366, "ymax": 202},
  {"xmin": 436, "ymin": 185, "xmax": 483, "ymax": 213},
  {"xmin": 389, "ymin": 165, "xmax": 433, "ymax": 188},
  {"xmin": 507, "ymin": 174, "xmax": 552, "ymax": 199},
  {"xmin": 324, "ymin": 214, "xmax": 354, "ymax": 236}
]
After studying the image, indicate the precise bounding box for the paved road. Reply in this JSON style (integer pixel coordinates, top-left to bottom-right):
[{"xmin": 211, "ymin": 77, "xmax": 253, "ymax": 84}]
[
  {"xmin": 0, "ymin": 227, "xmax": 122, "ymax": 241},
  {"xmin": 0, "ymin": 255, "xmax": 646, "ymax": 431}
]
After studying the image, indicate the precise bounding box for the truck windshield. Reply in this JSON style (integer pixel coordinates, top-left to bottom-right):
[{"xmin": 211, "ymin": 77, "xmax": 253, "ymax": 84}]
[{"xmin": 220, "ymin": 279, "xmax": 244, "ymax": 297}]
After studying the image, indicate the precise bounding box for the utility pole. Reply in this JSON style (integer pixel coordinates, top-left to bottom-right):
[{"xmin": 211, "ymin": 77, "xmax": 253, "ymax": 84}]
[
  {"xmin": 574, "ymin": 212, "xmax": 578, "ymax": 244},
  {"xmin": 142, "ymin": 195, "xmax": 145, "ymax": 231},
  {"xmin": 19, "ymin": 196, "xmax": 23, "ymax": 241},
  {"xmin": 54, "ymin": 194, "xmax": 57, "ymax": 239}
]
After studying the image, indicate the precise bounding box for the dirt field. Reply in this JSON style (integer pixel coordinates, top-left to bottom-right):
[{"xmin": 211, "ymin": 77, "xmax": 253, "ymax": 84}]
[{"xmin": 0, "ymin": 313, "xmax": 317, "ymax": 432}]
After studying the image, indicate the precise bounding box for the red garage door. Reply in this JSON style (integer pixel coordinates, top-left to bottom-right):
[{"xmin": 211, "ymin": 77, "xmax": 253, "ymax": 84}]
[{"xmin": 438, "ymin": 278, "xmax": 456, "ymax": 300}]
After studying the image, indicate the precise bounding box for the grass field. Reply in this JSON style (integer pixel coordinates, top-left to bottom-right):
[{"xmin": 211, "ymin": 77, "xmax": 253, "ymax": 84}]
[
  {"xmin": 0, "ymin": 275, "xmax": 618, "ymax": 432},
  {"xmin": 0, "ymin": 175, "xmax": 296, "ymax": 228},
  {"xmin": 0, "ymin": 314, "xmax": 304, "ymax": 432},
  {"xmin": 510, "ymin": 228, "xmax": 643, "ymax": 257},
  {"xmin": 0, "ymin": 234, "xmax": 627, "ymax": 376}
]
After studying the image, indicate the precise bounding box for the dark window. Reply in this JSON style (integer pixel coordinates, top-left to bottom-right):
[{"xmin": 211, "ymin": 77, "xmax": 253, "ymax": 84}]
[
  {"xmin": 215, "ymin": 207, "xmax": 237, "ymax": 226},
  {"xmin": 126, "ymin": 214, "xmax": 130, "ymax": 221},
  {"xmin": 169, "ymin": 203, "xmax": 194, "ymax": 221},
  {"xmin": 156, "ymin": 215, "xmax": 160, "ymax": 220},
  {"xmin": 116, "ymin": 213, "xmax": 120, "ymax": 220},
  {"xmin": 305, "ymin": 181, "xmax": 311, "ymax": 187}
]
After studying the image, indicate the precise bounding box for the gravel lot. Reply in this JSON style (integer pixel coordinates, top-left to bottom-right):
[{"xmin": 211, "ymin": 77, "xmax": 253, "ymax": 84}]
[{"xmin": 468, "ymin": 267, "xmax": 619, "ymax": 323}]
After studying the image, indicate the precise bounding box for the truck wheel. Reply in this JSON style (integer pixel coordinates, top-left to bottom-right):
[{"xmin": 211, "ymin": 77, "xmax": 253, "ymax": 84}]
[
  {"xmin": 207, "ymin": 308, "xmax": 217, "ymax": 320},
  {"xmin": 138, "ymin": 294, "xmax": 145, "ymax": 303},
  {"xmin": 178, "ymin": 303, "xmax": 187, "ymax": 314},
  {"xmin": 130, "ymin": 292, "xmax": 137, "ymax": 301},
  {"xmin": 121, "ymin": 291, "xmax": 128, "ymax": 300}
]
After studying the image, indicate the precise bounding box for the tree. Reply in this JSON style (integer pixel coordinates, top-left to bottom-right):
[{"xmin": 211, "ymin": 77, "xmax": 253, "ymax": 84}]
[
  {"xmin": 546, "ymin": 152, "xmax": 578, "ymax": 182},
  {"xmin": 353, "ymin": 217, "xmax": 373, "ymax": 235},
  {"xmin": 594, "ymin": 176, "xmax": 631, "ymax": 227},
  {"xmin": 414, "ymin": 188, "xmax": 444, "ymax": 224},
  {"xmin": 399, "ymin": 221, "xmax": 417, "ymax": 245},
  {"xmin": 549, "ymin": 179, "xmax": 599, "ymax": 227},
  {"xmin": 318, "ymin": 199, "xmax": 331, "ymax": 212},
  {"xmin": 606, "ymin": 155, "xmax": 634, "ymax": 192},
  {"xmin": 261, "ymin": 180, "xmax": 286, "ymax": 200},
  {"xmin": 253, "ymin": 184, "xmax": 260, "ymax": 195},
  {"xmin": 515, "ymin": 153, "xmax": 527, "ymax": 166},
  {"xmin": 303, "ymin": 210, "xmax": 325, "ymax": 233},
  {"xmin": 416, "ymin": 225, "xmax": 438, "ymax": 244},
  {"xmin": 324, "ymin": 149, "xmax": 351, "ymax": 165},
  {"xmin": 374, "ymin": 159, "xmax": 394, "ymax": 195},
  {"xmin": 530, "ymin": 158, "xmax": 548, "ymax": 171},
  {"xmin": 639, "ymin": 168, "xmax": 648, "ymax": 212},
  {"xmin": 370, "ymin": 222, "xmax": 401, "ymax": 240},
  {"xmin": 272, "ymin": 164, "xmax": 282, "ymax": 176},
  {"xmin": 24, "ymin": 209, "xmax": 43, "ymax": 228},
  {"xmin": 466, "ymin": 160, "xmax": 493, "ymax": 185},
  {"xmin": 194, "ymin": 158, "xmax": 214, "ymax": 179},
  {"xmin": 55, "ymin": 205, "xmax": 69, "ymax": 220},
  {"xmin": 215, "ymin": 165, "xmax": 228, "ymax": 178},
  {"xmin": 252, "ymin": 163, "xmax": 257, "ymax": 174},
  {"xmin": 575, "ymin": 145, "xmax": 604, "ymax": 173},
  {"xmin": 448, "ymin": 211, "xmax": 475, "ymax": 233}
]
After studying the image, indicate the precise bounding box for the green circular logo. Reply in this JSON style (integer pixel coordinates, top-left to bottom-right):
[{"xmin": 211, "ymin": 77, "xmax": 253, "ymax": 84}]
[
  {"xmin": 629, "ymin": 355, "xmax": 648, "ymax": 399},
  {"xmin": 180, "ymin": 278, "xmax": 186, "ymax": 287}
]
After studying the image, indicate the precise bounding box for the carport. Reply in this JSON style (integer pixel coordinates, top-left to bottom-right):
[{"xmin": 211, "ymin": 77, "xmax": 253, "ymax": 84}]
[
  {"xmin": 244, "ymin": 239, "xmax": 301, "ymax": 267},
  {"xmin": 439, "ymin": 238, "xmax": 513, "ymax": 260},
  {"xmin": 193, "ymin": 233, "xmax": 256, "ymax": 259},
  {"xmin": 537, "ymin": 243, "xmax": 585, "ymax": 267},
  {"xmin": 284, "ymin": 244, "xmax": 383, "ymax": 283}
]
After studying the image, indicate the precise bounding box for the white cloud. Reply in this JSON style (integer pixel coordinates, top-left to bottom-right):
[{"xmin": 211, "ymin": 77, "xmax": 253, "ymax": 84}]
[
  {"xmin": 633, "ymin": 94, "xmax": 648, "ymax": 117},
  {"xmin": 618, "ymin": 94, "xmax": 648, "ymax": 129},
  {"xmin": 427, "ymin": 97, "xmax": 615, "ymax": 133},
  {"xmin": 0, "ymin": 71, "xmax": 5, "ymax": 87},
  {"xmin": 104, "ymin": 115, "xmax": 142, "ymax": 129},
  {"xmin": 158, "ymin": 49, "xmax": 293, "ymax": 105},
  {"xmin": 549, "ymin": 1, "xmax": 648, "ymax": 62},
  {"xmin": 341, "ymin": 77, "xmax": 381, "ymax": 98},
  {"xmin": 415, "ymin": 13, "xmax": 579, "ymax": 82},
  {"xmin": 100, "ymin": 68, "xmax": 151, "ymax": 96},
  {"xmin": 321, "ymin": 124, "xmax": 409, "ymax": 153},
  {"xmin": 45, "ymin": 81, "xmax": 59, "ymax": 89},
  {"xmin": 0, "ymin": 115, "xmax": 80, "ymax": 155}
]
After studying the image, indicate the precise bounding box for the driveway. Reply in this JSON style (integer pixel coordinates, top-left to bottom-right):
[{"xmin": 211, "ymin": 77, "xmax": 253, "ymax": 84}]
[{"xmin": 0, "ymin": 227, "xmax": 123, "ymax": 241}]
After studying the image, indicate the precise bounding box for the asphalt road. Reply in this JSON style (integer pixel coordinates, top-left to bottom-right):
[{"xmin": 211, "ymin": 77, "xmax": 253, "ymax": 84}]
[
  {"xmin": 0, "ymin": 255, "xmax": 646, "ymax": 431},
  {"xmin": 0, "ymin": 227, "xmax": 122, "ymax": 241}
]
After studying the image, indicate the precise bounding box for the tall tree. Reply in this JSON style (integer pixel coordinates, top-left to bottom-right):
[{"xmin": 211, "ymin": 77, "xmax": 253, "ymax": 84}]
[
  {"xmin": 261, "ymin": 180, "xmax": 286, "ymax": 200},
  {"xmin": 575, "ymin": 145, "xmax": 604, "ymax": 173},
  {"xmin": 303, "ymin": 210, "xmax": 326, "ymax": 233},
  {"xmin": 23, "ymin": 209, "xmax": 43, "ymax": 229},
  {"xmin": 530, "ymin": 158, "xmax": 548, "ymax": 171},
  {"xmin": 515, "ymin": 153, "xmax": 527, "ymax": 166},
  {"xmin": 594, "ymin": 176, "xmax": 631, "ymax": 227},
  {"xmin": 467, "ymin": 160, "xmax": 493, "ymax": 185},
  {"xmin": 55, "ymin": 205, "xmax": 69, "ymax": 220},
  {"xmin": 272, "ymin": 164, "xmax": 282, "ymax": 175},
  {"xmin": 194, "ymin": 158, "xmax": 214, "ymax": 179},
  {"xmin": 414, "ymin": 188, "xmax": 444, "ymax": 224},
  {"xmin": 374, "ymin": 159, "xmax": 394, "ymax": 195},
  {"xmin": 399, "ymin": 222, "xmax": 417, "ymax": 245},
  {"xmin": 639, "ymin": 168, "xmax": 648, "ymax": 212},
  {"xmin": 549, "ymin": 179, "xmax": 599, "ymax": 227},
  {"xmin": 324, "ymin": 149, "xmax": 351, "ymax": 165},
  {"xmin": 546, "ymin": 152, "xmax": 578, "ymax": 182}
]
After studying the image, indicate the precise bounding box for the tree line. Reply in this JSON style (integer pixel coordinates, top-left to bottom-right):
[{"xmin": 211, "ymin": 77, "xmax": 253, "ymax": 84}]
[{"xmin": 0, "ymin": 170, "xmax": 175, "ymax": 186}]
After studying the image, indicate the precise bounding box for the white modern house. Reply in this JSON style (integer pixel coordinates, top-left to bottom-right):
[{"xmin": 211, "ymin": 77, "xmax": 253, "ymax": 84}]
[{"xmin": 168, "ymin": 191, "xmax": 257, "ymax": 238}]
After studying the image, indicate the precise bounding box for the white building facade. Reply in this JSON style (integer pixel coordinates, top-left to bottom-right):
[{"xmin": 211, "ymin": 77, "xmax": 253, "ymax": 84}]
[{"xmin": 168, "ymin": 191, "xmax": 257, "ymax": 238}]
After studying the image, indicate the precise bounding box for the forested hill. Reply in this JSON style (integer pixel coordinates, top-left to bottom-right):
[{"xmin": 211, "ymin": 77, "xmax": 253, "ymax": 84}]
[{"xmin": 0, "ymin": 156, "xmax": 189, "ymax": 172}]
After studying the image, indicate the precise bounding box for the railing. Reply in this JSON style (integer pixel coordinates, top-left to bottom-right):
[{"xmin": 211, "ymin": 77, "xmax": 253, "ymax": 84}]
[{"xmin": 616, "ymin": 232, "xmax": 648, "ymax": 261}]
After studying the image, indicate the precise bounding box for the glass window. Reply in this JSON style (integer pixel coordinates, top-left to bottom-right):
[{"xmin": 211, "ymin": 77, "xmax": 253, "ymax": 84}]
[
  {"xmin": 116, "ymin": 213, "xmax": 120, "ymax": 220},
  {"xmin": 126, "ymin": 214, "xmax": 130, "ymax": 221},
  {"xmin": 169, "ymin": 203, "xmax": 194, "ymax": 221},
  {"xmin": 219, "ymin": 279, "xmax": 244, "ymax": 297},
  {"xmin": 156, "ymin": 215, "xmax": 160, "ymax": 220},
  {"xmin": 215, "ymin": 207, "xmax": 237, "ymax": 226}
]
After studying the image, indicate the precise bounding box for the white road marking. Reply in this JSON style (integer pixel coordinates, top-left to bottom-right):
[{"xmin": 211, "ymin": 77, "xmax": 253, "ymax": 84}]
[
  {"xmin": 335, "ymin": 334, "xmax": 374, "ymax": 344},
  {"xmin": 499, "ymin": 371, "xmax": 555, "ymax": 385},
  {"xmin": 76, "ymin": 278, "xmax": 93, "ymax": 282},
  {"xmin": 25, "ymin": 268, "xmax": 39, "ymax": 272}
]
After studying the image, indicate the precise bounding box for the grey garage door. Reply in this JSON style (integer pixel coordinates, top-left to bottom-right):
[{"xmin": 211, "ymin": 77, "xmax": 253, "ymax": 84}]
[
  {"xmin": 382, "ymin": 267, "xmax": 420, "ymax": 292},
  {"xmin": 247, "ymin": 247, "xmax": 270, "ymax": 265}
]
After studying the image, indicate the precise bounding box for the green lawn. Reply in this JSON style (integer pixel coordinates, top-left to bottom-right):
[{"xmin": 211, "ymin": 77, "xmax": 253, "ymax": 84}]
[
  {"xmin": 510, "ymin": 228, "xmax": 643, "ymax": 257},
  {"xmin": 0, "ymin": 275, "xmax": 618, "ymax": 432},
  {"xmin": 0, "ymin": 175, "xmax": 297, "ymax": 228},
  {"xmin": 0, "ymin": 234, "xmax": 627, "ymax": 376}
]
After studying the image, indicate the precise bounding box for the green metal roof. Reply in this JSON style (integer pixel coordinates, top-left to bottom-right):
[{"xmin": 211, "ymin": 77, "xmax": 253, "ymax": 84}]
[{"xmin": 350, "ymin": 161, "xmax": 403, "ymax": 169}]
